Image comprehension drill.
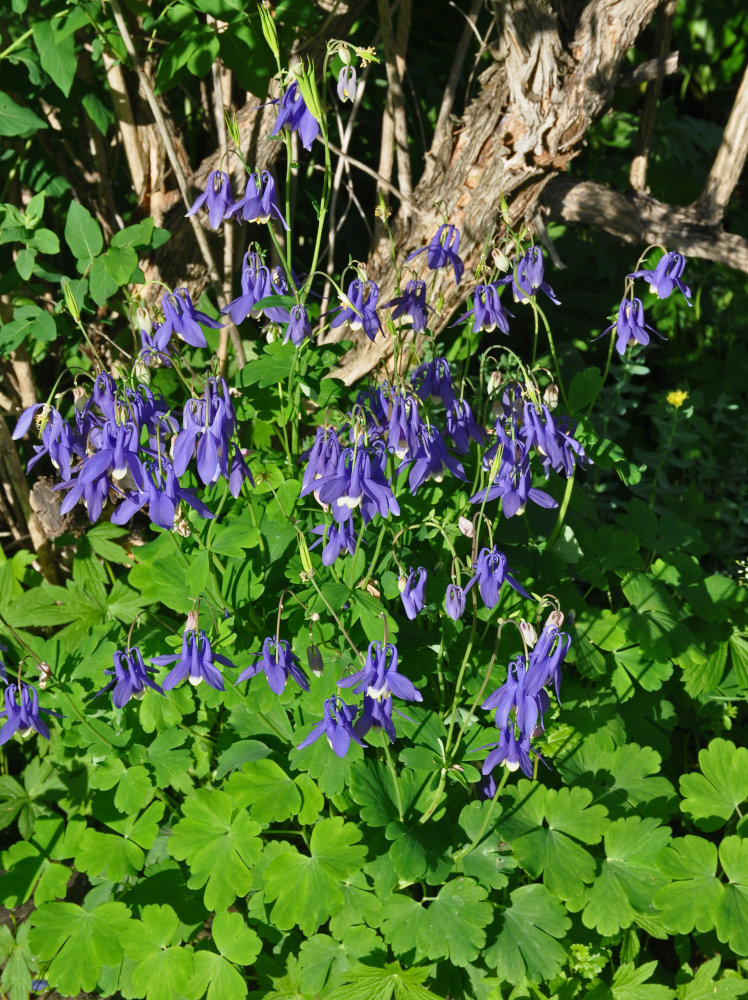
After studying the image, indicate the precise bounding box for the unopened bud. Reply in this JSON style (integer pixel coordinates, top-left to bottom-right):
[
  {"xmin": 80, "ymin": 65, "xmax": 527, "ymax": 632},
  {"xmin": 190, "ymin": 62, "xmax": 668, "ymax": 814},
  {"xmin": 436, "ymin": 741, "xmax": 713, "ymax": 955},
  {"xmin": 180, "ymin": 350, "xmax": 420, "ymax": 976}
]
[
  {"xmin": 110, "ymin": 360, "xmax": 128, "ymax": 380},
  {"xmin": 62, "ymin": 281, "xmax": 80, "ymax": 321},
  {"xmin": 543, "ymin": 384, "xmax": 559, "ymax": 411},
  {"xmin": 73, "ymin": 385, "xmax": 89, "ymax": 411},
  {"xmin": 185, "ymin": 610, "xmax": 199, "ymax": 632},
  {"xmin": 175, "ymin": 519, "xmax": 191, "ymax": 537},
  {"xmin": 545, "ymin": 609, "xmax": 564, "ymax": 630},
  {"xmin": 487, "ymin": 370, "xmax": 502, "ymax": 394},
  {"xmin": 38, "ymin": 662, "xmax": 52, "ymax": 689},
  {"xmin": 338, "ymin": 43, "xmax": 352, "ymax": 65},
  {"xmin": 397, "ymin": 571, "xmax": 408, "ymax": 594},
  {"xmin": 492, "ymin": 248, "xmax": 511, "ymax": 272},
  {"xmin": 307, "ymin": 645, "xmax": 324, "ymax": 676},
  {"xmin": 519, "ymin": 620, "xmax": 538, "ymax": 648},
  {"xmin": 257, "ymin": 2, "xmax": 279, "ymax": 58},
  {"xmin": 458, "ymin": 516, "xmax": 474, "ymax": 539},
  {"xmin": 136, "ymin": 305, "xmax": 152, "ymax": 335},
  {"xmin": 134, "ymin": 358, "xmax": 151, "ymax": 384}
]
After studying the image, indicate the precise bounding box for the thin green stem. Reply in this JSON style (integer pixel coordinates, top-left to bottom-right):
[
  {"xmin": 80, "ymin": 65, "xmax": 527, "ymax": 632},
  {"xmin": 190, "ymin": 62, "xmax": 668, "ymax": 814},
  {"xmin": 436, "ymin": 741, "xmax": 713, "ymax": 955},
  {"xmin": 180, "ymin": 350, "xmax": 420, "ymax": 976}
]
[
  {"xmin": 308, "ymin": 573, "xmax": 362, "ymax": 663},
  {"xmin": 361, "ymin": 520, "xmax": 389, "ymax": 590},
  {"xmin": 546, "ymin": 471, "xmax": 575, "ymax": 547},
  {"xmin": 587, "ymin": 331, "xmax": 616, "ymax": 417},
  {"xmin": 445, "ymin": 596, "xmax": 478, "ymax": 755},
  {"xmin": 452, "ymin": 767, "xmax": 511, "ymax": 863},
  {"xmin": 383, "ymin": 742, "xmax": 404, "ymax": 822}
]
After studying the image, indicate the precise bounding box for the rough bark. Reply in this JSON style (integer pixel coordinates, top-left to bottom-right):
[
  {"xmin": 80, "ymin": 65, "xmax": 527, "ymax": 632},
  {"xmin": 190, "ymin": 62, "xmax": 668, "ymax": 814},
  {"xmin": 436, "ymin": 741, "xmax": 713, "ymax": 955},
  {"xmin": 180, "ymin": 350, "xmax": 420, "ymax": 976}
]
[{"xmin": 322, "ymin": 0, "xmax": 664, "ymax": 384}]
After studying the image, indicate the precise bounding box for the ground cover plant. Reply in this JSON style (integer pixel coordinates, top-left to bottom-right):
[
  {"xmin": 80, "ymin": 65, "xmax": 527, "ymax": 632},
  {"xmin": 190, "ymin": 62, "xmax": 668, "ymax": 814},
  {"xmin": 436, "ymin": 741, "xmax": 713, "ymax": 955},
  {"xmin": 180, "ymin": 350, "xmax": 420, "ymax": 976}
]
[{"xmin": 0, "ymin": 2, "xmax": 747, "ymax": 1000}]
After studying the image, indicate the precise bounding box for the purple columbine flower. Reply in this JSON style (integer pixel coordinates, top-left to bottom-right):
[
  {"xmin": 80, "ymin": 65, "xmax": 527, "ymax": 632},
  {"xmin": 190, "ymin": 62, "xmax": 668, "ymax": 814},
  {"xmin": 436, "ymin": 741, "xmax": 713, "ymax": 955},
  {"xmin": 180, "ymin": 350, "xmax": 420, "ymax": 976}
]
[
  {"xmin": 337, "ymin": 65, "xmax": 357, "ymax": 103},
  {"xmin": 483, "ymin": 656, "xmax": 545, "ymax": 739},
  {"xmin": 312, "ymin": 445, "xmax": 400, "ymax": 524},
  {"xmin": 445, "ymin": 584, "xmax": 466, "ymax": 621},
  {"xmin": 151, "ymin": 629, "xmax": 236, "ymax": 691},
  {"xmin": 465, "ymin": 546, "xmax": 531, "ymax": 609},
  {"xmin": 270, "ymin": 82, "xmax": 320, "ymax": 150},
  {"xmin": 524, "ymin": 623, "xmax": 571, "ymax": 704},
  {"xmin": 601, "ymin": 297, "xmax": 660, "ymax": 356},
  {"xmin": 400, "ymin": 567, "xmax": 427, "ymax": 620},
  {"xmin": 283, "ymin": 304, "xmax": 312, "ymax": 346},
  {"xmin": 411, "ymin": 357, "xmax": 456, "ymax": 407},
  {"xmin": 154, "ymin": 288, "xmax": 222, "ymax": 350},
  {"xmin": 339, "ymin": 641, "xmax": 422, "ymax": 743},
  {"xmin": 0, "ymin": 683, "xmax": 61, "ymax": 744},
  {"xmin": 470, "ymin": 442, "xmax": 557, "ymax": 517},
  {"xmin": 310, "ymin": 519, "xmax": 359, "ymax": 566},
  {"xmin": 403, "ymin": 426, "xmax": 467, "ymax": 494},
  {"xmin": 228, "ymin": 170, "xmax": 289, "ymax": 229},
  {"xmin": 236, "ymin": 637, "xmax": 310, "ymax": 695},
  {"xmin": 482, "ymin": 723, "xmax": 533, "ymax": 779},
  {"xmin": 13, "ymin": 404, "xmax": 77, "ymax": 480},
  {"xmin": 301, "ymin": 426, "xmax": 342, "ymax": 497},
  {"xmin": 453, "ymin": 283, "xmax": 513, "ymax": 334},
  {"xmin": 111, "ymin": 458, "xmax": 215, "ymax": 530},
  {"xmin": 329, "ymin": 279, "xmax": 383, "ymax": 342},
  {"xmin": 500, "ymin": 246, "xmax": 559, "ymax": 305},
  {"xmin": 383, "ymin": 279, "xmax": 431, "ymax": 333},
  {"xmin": 446, "ymin": 398, "xmax": 487, "ymax": 454},
  {"xmin": 95, "ymin": 647, "xmax": 164, "ymax": 708},
  {"xmin": 628, "ymin": 250, "xmax": 691, "ymax": 304},
  {"xmin": 186, "ymin": 170, "xmax": 236, "ymax": 229},
  {"xmin": 406, "ymin": 225, "xmax": 464, "ymax": 285},
  {"xmin": 78, "ymin": 419, "xmax": 145, "ymax": 488},
  {"xmin": 382, "ymin": 386, "xmax": 422, "ymax": 459},
  {"xmin": 172, "ymin": 377, "xmax": 236, "ymax": 486},
  {"xmin": 297, "ymin": 696, "xmax": 365, "ymax": 757}
]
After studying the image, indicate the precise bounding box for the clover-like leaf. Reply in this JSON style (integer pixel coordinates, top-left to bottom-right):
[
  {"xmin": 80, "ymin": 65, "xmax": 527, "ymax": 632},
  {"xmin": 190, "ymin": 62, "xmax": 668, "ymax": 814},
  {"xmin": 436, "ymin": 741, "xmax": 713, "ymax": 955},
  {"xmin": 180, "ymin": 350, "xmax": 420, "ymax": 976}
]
[
  {"xmin": 225, "ymin": 760, "xmax": 301, "ymax": 823},
  {"xmin": 680, "ymin": 739, "xmax": 748, "ymax": 832},
  {"xmin": 186, "ymin": 951, "xmax": 248, "ymax": 1000},
  {"xmin": 297, "ymin": 927, "xmax": 381, "ymax": 995},
  {"xmin": 264, "ymin": 817, "xmax": 367, "ymax": 935},
  {"xmin": 582, "ymin": 816, "xmax": 671, "ymax": 936},
  {"xmin": 121, "ymin": 904, "xmax": 193, "ymax": 1000},
  {"xmin": 169, "ymin": 789, "xmax": 262, "ymax": 910},
  {"xmin": 715, "ymin": 835, "xmax": 748, "ymax": 956},
  {"xmin": 560, "ymin": 743, "xmax": 676, "ymax": 820},
  {"xmin": 654, "ymin": 836, "xmax": 723, "ymax": 936},
  {"xmin": 484, "ymin": 884, "xmax": 570, "ymax": 984},
  {"xmin": 29, "ymin": 901, "xmax": 131, "ymax": 996},
  {"xmin": 497, "ymin": 781, "xmax": 609, "ymax": 900},
  {"xmin": 211, "ymin": 910, "xmax": 261, "ymax": 966},
  {"xmin": 676, "ymin": 955, "xmax": 748, "ymax": 1000}
]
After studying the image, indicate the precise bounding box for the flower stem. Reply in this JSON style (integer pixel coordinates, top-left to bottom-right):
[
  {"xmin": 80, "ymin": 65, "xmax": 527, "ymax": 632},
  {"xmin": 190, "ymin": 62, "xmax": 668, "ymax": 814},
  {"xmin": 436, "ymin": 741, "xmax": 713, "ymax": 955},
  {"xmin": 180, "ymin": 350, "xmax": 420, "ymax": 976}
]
[
  {"xmin": 452, "ymin": 767, "xmax": 511, "ymax": 863},
  {"xmin": 383, "ymin": 741, "xmax": 404, "ymax": 822}
]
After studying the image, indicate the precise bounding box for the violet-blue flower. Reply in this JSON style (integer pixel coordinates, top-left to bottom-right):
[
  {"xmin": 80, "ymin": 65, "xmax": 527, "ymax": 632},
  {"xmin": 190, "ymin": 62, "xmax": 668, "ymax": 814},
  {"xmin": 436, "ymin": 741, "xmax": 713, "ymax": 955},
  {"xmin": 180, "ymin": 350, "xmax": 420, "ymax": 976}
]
[
  {"xmin": 340, "ymin": 641, "xmax": 421, "ymax": 743},
  {"xmin": 270, "ymin": 82, "xmax": 320, "ymax": 150},
  {"xmin": 481, "ymin": 723, "xmax": 533, "ymax": 779},
  {"xmin": 453, "ymin": 283, "xmax": 513, "ymax": 333},
  {"xmin": 602, "ymin": 297, "xmax": 660, "ymax": 356},
  {"xmin": 151, "ymin": 629, "xmax": 235, "ymax": 691},
  {"xmin": 283, "ymin": 304, "xmax": 312, "ymax": 346},
  {"xmin": 383, "ymin": 279, "xmax": 431, "ymax": 333},
  {"xmin": 445, "ymin": 584, "xmax": 466, "ymax": 621},
  {"xmin": 628, "ymin": 250, "xmax": 691, "ymax": 304},
  {"xmin": 329, "ymin": 279, "xmax": 383, "ymax": 342},
  {"xmin": 310, "ymin": 519, "xmax": 359, "ymax": 566},
  {"xmin": 186, "ymin": 170, "xmax": 236, "ymax": 229},
  {"xmin": 297, "ymin": 696, "xmax": 365, "ymax": 757},
  {"xmin": 500, "ymin": 246, "xmax": 559, "ymax": 305},
  {"xmin": 236, "ymin": 637, "xmax": 310, "ymax": 695},
  {"xmin": 446, "ymin": 397, "xmax": 487, "ymax": 454},
  {"xmin": 400, "ymin": 566, "xmax": 427, "ymax": 619},
  {"xmin": 228, "ymin": 170, "xmax": 289, "ymax": 229},
  {"xmin": 403, "ymin": 425, "xmax": 466, "ymax": 493},
  {"xmin": 465, "ymin": 546, "xmax": 531, "ymax": 608},
  {"xmin": 95, "ymin": 647, "xmax": 164, "ymax": 708},
  {"xmin": 411, "ymin": 357, "xmax": 456, "ymax": 407},
  {"xmin": 406, "ymin": 224, "xmax": 464, "ymax": 284},
  {"xmin": 154, "ymin": 288, "xmax": 222, "ymax": 350},
  {"xmin": 111, "ymin": 458, "xmax": 214, "ymax": 530},
  {"xmin": 337, "ymin": 65, "xmax": 357, "ymax": 103},
  {"xmin": 0, "ymin": 683, "xmax": 61, "ymax": 744}
]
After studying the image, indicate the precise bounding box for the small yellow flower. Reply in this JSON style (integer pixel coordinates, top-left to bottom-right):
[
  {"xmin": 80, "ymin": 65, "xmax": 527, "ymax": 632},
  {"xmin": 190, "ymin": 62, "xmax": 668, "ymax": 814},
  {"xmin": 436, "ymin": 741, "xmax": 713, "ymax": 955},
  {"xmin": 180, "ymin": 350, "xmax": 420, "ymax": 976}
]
[
  {"xmin": 666, "ymin": 389, "xmax": 689, "ymax": 408},
  {"xmin": 356, "ymin": 46, "xmax": 378, "ymax": 66},
  {"xmin": 374, "ymin": 205, "xmax": 392, "ymax": 218}
]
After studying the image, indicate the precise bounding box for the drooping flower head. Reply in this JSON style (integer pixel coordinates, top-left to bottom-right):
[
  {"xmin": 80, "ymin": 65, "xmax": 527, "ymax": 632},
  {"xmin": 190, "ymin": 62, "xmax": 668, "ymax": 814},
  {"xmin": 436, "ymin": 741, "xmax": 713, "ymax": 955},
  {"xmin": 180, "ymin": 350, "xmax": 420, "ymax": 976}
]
[
  {"xmin": 337, "ymin": 65, "xmax": 357, "ymax": 103},
  {"xmin": 270, "ymin": 81, "xmax": 320, "ymax": 150},
  {"xmin": 453, "ymin": 283, "xmax": 513, "ymax": 334},
  {"xmin": 236, "ymin": 637, "xmax": 310, "ymax": 695},
  {"xmin": 297, "ymin": 697, "xmax": 365, "ymax": 757},
  {"xmin": 283, "ymin": 304, "xmax": 312, "ymax": 346},
  {"xmin": 0, "ymin": 683, "xmax": 61, "ymax": 744},
  {"xmin": 383, "ymin": 279, "xmax": 431, "ymax": 333},
  {"xmin": 95, "ymin": 647, "xmax": 164, "ymax": 708},
  {"xmin": 445, "ymin": 584, "xmax": 466, "ymax": 621},
  {"xmin": 228, "ymin": 170, "xmax": 289, "ymax": 229},
  {"xmin": 151, "ymin": 629, "xmax": 236, "ymax": 691},
  {"xmin": 500, "ymin": 246, "xmax": 559, "ymax": 305},
  {"xmin": 329, "ymin": 279, "xmax": 383, "ymax": 342},
  {"xmin": 339, "ymin": 641, "xmax": 422, "ymax": 743},
  {"xmin": 154, "ymin": 288, "xmax": 222, "ymax": 350},
  {"xmin": 400, "ymin": 567, "xmax": 427, "ymax": 620},
  {"xmin": 186, "ymin": 170, "xmax": 236, "ymax": 229},
  {"xmin": 465, "ymin": 546, "xmax": 531, "ymax": 609},
  {"xmin": 406, "ymin": 225, "xmax": 464, "ymax": 284},
  {"xmin": 601, "ymin": 297, "xmax": 660, "ymax": 356},
  {"xmin": 628, "ymin": 250, "xmax": 691, "ymax": 305}
]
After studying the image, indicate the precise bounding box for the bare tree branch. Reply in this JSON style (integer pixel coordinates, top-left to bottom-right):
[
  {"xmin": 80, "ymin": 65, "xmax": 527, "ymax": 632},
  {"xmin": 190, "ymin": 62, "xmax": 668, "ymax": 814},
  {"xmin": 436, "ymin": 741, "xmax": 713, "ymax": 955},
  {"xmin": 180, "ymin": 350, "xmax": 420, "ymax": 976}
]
[
  {"xmin": 542, "ymin": 175, "xmax": 748, "ymax": 272},
  {"xmin": 618, "ymin": 51, "xmax": 678, "ymax": 87},
  {"xmin": 695, "ymin": 59, "xmax": 748, "ymax": 222}
]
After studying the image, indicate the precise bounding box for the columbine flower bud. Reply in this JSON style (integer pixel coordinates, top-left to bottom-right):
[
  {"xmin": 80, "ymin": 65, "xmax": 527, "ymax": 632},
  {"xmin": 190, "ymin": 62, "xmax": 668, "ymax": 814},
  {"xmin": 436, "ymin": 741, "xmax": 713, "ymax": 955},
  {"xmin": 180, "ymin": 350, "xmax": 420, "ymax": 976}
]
[
  {"xmin": 545, "ymin": 609, "xmax": 564, "ymax": 629},
  {"xmin": 110, "ymin": 361, "xmax": 127, "ymax": 380},
  {"xmin": 136, "ymin": 306, "xmax": 152, "ymax": 335},
  {"xmin": 307, "ymin": 645, "xmax": 324, "ymax": 676},
  {"xmin": 543, "ymin": 384, "xmax": 559, "ymax": 411},
  {"xmin": 397, "ymin": 571, "xmax": 408, "ymax": 594},
  {"xmin": 458, "ymin": 515, "xmax": 474, "ymax": 538},
  {"xmin": 186, "ymin": 610, "xmax": 199, "ymax": 632},
  {"xmin": 487, "ymin": 370, "xmax": 502, "ymax": 395},
  {"xmin": 73, "ymin": 385, "xmax": 88, "ymax": 411},
  {"xmin": 519, "ymin": 620, "xmax": 538, "ymax": 648},
  {"xmin": 134, "ymin": 358, "xmax": 151, "ymax": 384},
  {"xmin": 37, "ymin": 662, "xmax": 51, "ymax": 690},
  {"xmin": 492, "ymin": 248, "xmax": 511, "ymax": 272}
]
